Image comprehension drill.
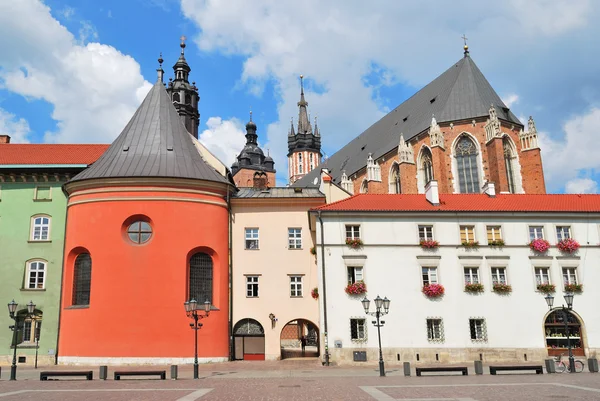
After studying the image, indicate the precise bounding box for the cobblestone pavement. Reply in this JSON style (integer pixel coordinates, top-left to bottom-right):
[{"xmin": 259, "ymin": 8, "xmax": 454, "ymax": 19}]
[{"xmin": 1, "ymin": 360, "xmax": 600, "ymax": 400}]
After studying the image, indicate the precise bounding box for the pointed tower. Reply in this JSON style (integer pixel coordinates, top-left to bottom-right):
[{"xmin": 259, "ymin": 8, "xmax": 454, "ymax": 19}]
[
  {"xmin": 166, "ymin": 36, "xmax": 201, "ymax": 138},
  {"xmin": 288, "ymin": 75, "xmax": 322, "ymax": 184}
]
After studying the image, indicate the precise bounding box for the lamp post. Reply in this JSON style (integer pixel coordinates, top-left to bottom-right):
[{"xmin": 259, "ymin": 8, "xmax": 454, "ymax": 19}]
[
  {"xmin": 362, "ymin": 295, "xmax": 390, "ymax": 377},
  {"xmin": 184, "ymin": 299, "xmax": 211, "ymax": 379},
  {"xmin": 544, "ymin": 292, "xmax": 577, "ymax": 373},
  {"xmin": 7, "ymin": 300, "xmax": 36, "ymax": 380}
]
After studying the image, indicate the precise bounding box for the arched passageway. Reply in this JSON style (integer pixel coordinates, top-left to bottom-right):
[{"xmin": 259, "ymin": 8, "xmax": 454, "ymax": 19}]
[{"xmin": 280, "ymin": 319, "xmax": 319, "ymax": 359}]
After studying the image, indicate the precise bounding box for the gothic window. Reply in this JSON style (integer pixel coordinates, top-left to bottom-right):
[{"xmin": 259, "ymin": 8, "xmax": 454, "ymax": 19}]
[
  {"xmin": 503, "ymin": 137, "xmax": 516, "ymax": 193},
  {"xmin": 189, "ymin": 252, "xmax": 213, "ymax": 305},
  {"xmin": 172, "ymin": 93, "xmax": 180, "ymax": 103},
  {"xmin": 360, "ymin": 179, "xmax": 368, "ymax": 194},
  {"xmin": 389, "ymin": 163, "xmax": 401, "ymax": 194},
  {"xmin": 455, "ymin": 136, "xmax": 480, "ymax": 193},
  {"xmin": 421, "ymin": 148, "xmax": 433, "ymax": 185},
  {"xmin": 72, "ymin": 253, "xmax": 92, "ymax": 305}
]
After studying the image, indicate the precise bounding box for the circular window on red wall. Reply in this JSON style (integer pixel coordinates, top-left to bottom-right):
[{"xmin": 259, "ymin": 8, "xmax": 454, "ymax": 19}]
[{"xmin": 127, "ymin": 221, "xmax": 152, "ymax": 244}]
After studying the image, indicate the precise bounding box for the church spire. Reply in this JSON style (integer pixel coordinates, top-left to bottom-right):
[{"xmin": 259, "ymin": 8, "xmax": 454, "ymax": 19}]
[
  {"xmin": 173, "ymin": 35, "xmax": 191, "ymax": 83},
  {"xmin": 297, "ymin": 75, "xmax": 312, "ymax": 135},
  {"xmin": 156, "ymin": 53, "xmax": 164, "ymax": 83}
]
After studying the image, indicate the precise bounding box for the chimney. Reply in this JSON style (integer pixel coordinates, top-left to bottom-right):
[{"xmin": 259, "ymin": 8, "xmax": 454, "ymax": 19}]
[
  {"xmin": 253, "ymin": 172, "xmax": 268, "ymax": 190},
  {"xmin": 482, "ymin": 182, "xmax": 496, "ymax": 197},
  {"xmin": 425, "ymin": 180, "xmax": 439, "ymax": 205},
  {"xmin": 0, "ymin": 135, "xmax": 11, "ymax": 144}
]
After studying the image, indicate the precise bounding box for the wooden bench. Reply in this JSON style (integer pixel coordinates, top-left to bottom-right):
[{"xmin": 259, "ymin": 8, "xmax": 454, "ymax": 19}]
[
  {"xmin": 489, "ymin": 365, "xmax": 543, "ymax": 375},
  {"xmin": 40, "ymin": 371, "xmax": 93, "ymax": 380},
  {"xmin": 114, "ymin": 370, "xmax": 166, "ymax": 380},
  {"xmin": 416, "ymin": 366, "xmax": 468, "ymax": 376}
]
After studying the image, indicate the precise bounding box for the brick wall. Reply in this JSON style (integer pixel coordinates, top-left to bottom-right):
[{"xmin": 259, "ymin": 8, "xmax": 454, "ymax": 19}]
[{"xmin": 233, "ymin": 169, "xmax": 276, "ymax": 188}]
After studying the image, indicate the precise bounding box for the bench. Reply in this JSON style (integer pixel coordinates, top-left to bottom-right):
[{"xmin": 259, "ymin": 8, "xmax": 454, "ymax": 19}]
[
  {"xmin": 114, "ymin": 370, "xmax": 166, "ymax": 380},
  {"xmin": 489, "ymin": 365, "xmax": 543, "ymax": 375},
  {"xmin": 40, "ymin": 371, "xmax": 93, "ymax": 380},
  {"xmin": 416, "ymin": 366, "xmax": 468, "ymax": 376}
]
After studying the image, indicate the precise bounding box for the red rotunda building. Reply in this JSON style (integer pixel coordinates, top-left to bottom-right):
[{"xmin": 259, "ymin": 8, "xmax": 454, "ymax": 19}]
[{"xmin": 58, "ymin": 56, "xmax": 233, "ymax": 364}]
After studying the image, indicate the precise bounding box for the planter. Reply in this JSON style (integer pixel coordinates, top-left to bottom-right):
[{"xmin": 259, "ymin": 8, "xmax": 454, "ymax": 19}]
[
  {"xmin": 492, "ymin": 283, "xmax": 512, "ymax": 294},
  {"xmin": 464, "ymin": 283, "xmax": 484, "ymax": 293},
  {"xmin": 564, "ymin": 283, "xmax": 583, "ymax": 293},
  {"xmin": 311, "ymin": 287, "xmax": 319, "ymax": 299},
  {"xmin": 529, "ymin": 238, "xmax": 550, "ymax": 253},
  {"xmin": 422, "ymin": 283, "xmax": 445, "ymax": 298},
  {"xmin": 345, "ymin": 281, "xmax": 367, "ymax": 296},
  {"xmin": 310, "ymin": 246, "xmax": 317, "ymax": 255},
  {"xmin": 537, "ymin": 283, "xmax": 556, "ymax": 294},
  {"xmin": 488, "ymin": 239, "xmax": 505, "ymax": 247},
  {"xmin": 462, "ymin": 240, "xmax": 479, "ymax": 248},
  {"xmin": 557, "ymin": 238, "xmax": 580, "ymax": 254},
  {"xmin": 346, "ymin": 238, "xmax": 364, "ymax": 249},
  {"xmin": 420, "ymin": 240, "xmax": 439, "ymax": 249}
]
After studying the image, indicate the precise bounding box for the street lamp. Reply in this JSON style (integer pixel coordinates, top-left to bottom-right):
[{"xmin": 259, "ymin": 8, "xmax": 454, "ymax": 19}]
[
  {"xmin": 362, "ymin": 295, "xmax": 390, "ymax": 377},
  {"xmin": 184, "ymin": 298, "xmax": 211, "ymax": 379},
  {"xmin": 544, "ymin": 292, "xmax": 577, "ymax": 373},
  {"xmin": 7, "ymin": 300, "xmax": 36, "ymax": 380}
]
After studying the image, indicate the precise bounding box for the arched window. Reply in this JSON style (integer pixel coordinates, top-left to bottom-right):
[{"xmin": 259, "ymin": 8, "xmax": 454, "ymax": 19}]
[
  {"xmin": 172, "ymin": 93, "xmax": 180, "ymax": 103},
  {"xmin": 455, "ymin": 136, "xmax": 480, "ymax": 193},
  {"xmin": 389, "ymin": 163, "xmax": 401, "ymax": 194},
  {"xmin": 73, "ymin": 253, "xmax": 92, "ymax": 305},
  {"xmin": 503, "ymin": 137, "xmax": 516, "ymax": 194},
  {"xmin": 360, "ymin": 179, "xmax": 368, "ymax": 194},
  {"xmin": 30, "ymin": 215, "xmax": 51, "ymax": 241},
  {"xmin": 189, "ymin": 253, "xmax": 213, "ymax": 304},
  {"xmin": 185, "ymin": 94, "xmax": 192, "ymax": 105},
  {"xmin": 26, "ymin": 260, "xmax": 47, "ymax": 289},
  {"xmin": 421, "ymin": 148, "xmax": 434, "ymax": 185}
]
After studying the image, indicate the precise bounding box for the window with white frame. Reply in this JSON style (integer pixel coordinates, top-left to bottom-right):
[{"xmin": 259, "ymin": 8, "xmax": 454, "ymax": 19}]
[
  {"xmin": 245, "ymin": 228, "xmax": 259, "ymax": 250},
  {"xmin": 418, "ymin": 225, "xmax": 434, "ymax": 241},
  {"xmin": 469, "ymin": 318, "xmax": 487, "ymax": 341},
  {"xmin": 26, "ymin": 260, "xmax": 46, "ymax": 289},
  {"xmin": 427, "ymin": 318, "xmax": 443, "ymax": 341},
  {"xmin": 460, "ymin": 225, "xmax": 476, "ymax": 242},
  {"xmin": 31, "ymin": 216, "xmax": 51, "ymax": 241},
  {"xmin": 490, "ymin": 267, "xmax": 507, "ymax": 285},
  {"xmin": 347, "ymin": 266, "xmax": 363, "ymax": 285},
  {"xmin": 562, "ymin": 268, "xmax": 578, "ymax": 285},
  {"xmin": 421, "ymin": 266, "xmax": 438, "ymax": 285},
  {"xmin": 556, "ymin": 226, "xmax": 571, "ymax": 241},
  {"xmin": 350, "ymin": 318, "xmax": 366, "ymax": 341},
  {"xmin": 345, "ymin": 225, "xmax": 360, "ymax": 240},
  {"xmin": 487, "ymin": 226, "xmax": 502, "ymax": 242},
  {"xmin": 290, "ymin": 276, "xmax": 303, "ymax": 297},
  {"xmin": 246, "ymin": 276, "xmax": 259, "ymax": 297},
  {"xmin": 529, "ymin": 226, "xmax": 544, "ymax": 240},
  {"xmin": 288, "ymin": 228, "xmax": 302, "ymax": 249},
  {"xmin": 535, "ymin": 267, "xmax": 550, "ymax": 285},
  {"xmin": 464, "ymin": 267, "xmax": 479, "ymax": 284}
]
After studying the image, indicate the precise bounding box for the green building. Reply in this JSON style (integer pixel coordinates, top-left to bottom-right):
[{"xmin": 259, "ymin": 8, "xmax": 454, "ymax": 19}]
[{"xmin": 0, "ymin": 137, "xmax": 106, "ymax": 366}]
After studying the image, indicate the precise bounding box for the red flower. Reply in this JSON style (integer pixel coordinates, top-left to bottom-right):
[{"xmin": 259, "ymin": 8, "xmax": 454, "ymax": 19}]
[
  {"xmin": 529, "ymin": 238, "xmax": 550, "ymax": 253},
  {"xmin": 420, "ymin": 240, "xmax": 439, "ymax": 249},
  {"xmin": 345, "ymin": 281, "xmax": 367, "ymax": 295},
  {"xmin": 422, "ymin": 283, "xmax": 445, "ymax": 298},
  {"xmin": 557, "ymin": 238, "xmax": 580, "ymax": 254}
]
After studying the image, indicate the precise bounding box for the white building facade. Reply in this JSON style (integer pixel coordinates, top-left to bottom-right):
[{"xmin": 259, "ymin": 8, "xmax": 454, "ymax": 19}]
[{"xmin": 312, "ymin": 184, "xmax": 600, "ymax": 365}]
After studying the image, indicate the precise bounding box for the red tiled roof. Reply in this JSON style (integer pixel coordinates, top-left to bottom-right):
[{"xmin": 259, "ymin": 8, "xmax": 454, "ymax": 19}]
[
  {"xmin": 0, "ymin": 144, "xmax": 109, "ymax": 165},
  {"xmin": 313, "ymin": 194, "xmax": 600, "ymax": 213}
]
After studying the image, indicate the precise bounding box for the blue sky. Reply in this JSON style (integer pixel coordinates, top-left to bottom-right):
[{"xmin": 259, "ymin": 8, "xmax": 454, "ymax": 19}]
[{"xmin": 0, "ymin": 0, "xmax": 599, "ymax": 192}]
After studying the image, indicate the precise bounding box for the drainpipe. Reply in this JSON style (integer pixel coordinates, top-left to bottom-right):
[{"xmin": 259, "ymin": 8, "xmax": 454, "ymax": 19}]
[
  {"xmin": 317, "ymin": 211, "xmax": 330, "ymax": 366},
  {"xmin": 227, "ymin": 189, "xmax": 234, "ymax": 361},
  {"xmin": 55, "ymin": 180, "xmax": 72, "ymax": 365}
]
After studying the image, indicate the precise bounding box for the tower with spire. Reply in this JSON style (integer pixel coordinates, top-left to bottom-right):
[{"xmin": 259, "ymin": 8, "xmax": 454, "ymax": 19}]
[
  {"xmin": 165, "ymin": 36, "xmax": 201, "ymax": 139},
  {"xmin": 287, "ymin": 75, "xmax": 322, "ymax": 184}
]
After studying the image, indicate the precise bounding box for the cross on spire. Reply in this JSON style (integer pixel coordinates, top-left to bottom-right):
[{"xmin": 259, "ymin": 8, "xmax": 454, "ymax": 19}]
[
  {"xmin": 180, "ymin": 35, "xmax": 187, "ymax": 53},
  {"xmin": 462, "ymin": 34, "xmax": 469, "ymax": 56}
]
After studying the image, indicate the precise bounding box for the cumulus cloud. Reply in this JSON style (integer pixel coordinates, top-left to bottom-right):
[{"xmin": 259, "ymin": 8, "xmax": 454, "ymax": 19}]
[
  {"xmin": 565, "ymin": 178, "xmax": 598, "ymax": 194},
  {"xmin": 199, "ymin": 117, "xmax": 247, "ymax": 166},
  {"xmin": 0, "ymin": 0, "xmax": 151, "ymax": 144},
  {"xmin": 0, "ymin": 108, "xmax": 32, "ymax": 143}
]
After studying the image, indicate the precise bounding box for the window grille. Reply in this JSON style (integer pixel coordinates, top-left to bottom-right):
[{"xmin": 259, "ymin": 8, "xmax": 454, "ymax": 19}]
[
  {"xmin": 350, "ymin": 318, "xmax": 366, "ymax": 341},
  {"xmin": 455, "ymin": 136, "xmax": 480, "ymax": 193},
  {"xmin": 73, "ymin": 253, "xmax": 92, "ymax": 305},
  {"xmin": 469, "ymin": 318, "xmax": 487, "ymax": 341},
  {"xmin": 426, "ymin": 318, "xmax": 444, "ymax": 342},
  {"xmin": 189, "ymin": 253, "xmax": 213, "ymax": 304}
]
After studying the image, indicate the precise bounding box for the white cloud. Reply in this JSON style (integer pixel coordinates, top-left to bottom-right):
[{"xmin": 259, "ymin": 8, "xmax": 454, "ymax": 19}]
[
  {"xmin": 0, "ymin": 0, "xmax": 151, "ymax": 144},
  {"xmin": 565, "ymin": 178, "xmax": 598, "ymax": 194},
  {"xmin": 0, "ymin": 108, "xmax": 31, "ymax": 143},
  {"xmin": 199, "ymin": 117, "xmax": 247, "ymax": 166},
  {"xmin": 78, "ymin": 21, "xmax": 99, "ymax": 44},
  {"xmin": 502, "ymin": 94, "xmax": 519, "ymax": 108},
  {"xmin": 59, "ymin": 6, "xmax": 75, "ymax": 19}
]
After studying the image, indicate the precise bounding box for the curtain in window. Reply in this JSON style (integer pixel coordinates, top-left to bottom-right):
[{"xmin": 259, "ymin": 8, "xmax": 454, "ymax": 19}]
[
  {"xmin": 72, "ymin": 253, "xmax": 92, "ymax": 305},
  {"xmin": 455, "ymin": 136, "xmax": 480, "ymax": 193},
  {"xmin": 189, "ymin": 253, "xmax": 213, "ymax": 304},
  {"xmin": 503, "ymin": 137, "xmax": 516, "ymax": 193}
]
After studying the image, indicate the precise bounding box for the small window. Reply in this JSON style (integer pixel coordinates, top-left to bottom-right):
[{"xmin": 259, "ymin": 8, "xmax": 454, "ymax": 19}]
[
  {"xmin": 535, "ymin": 267, "xmax": 550, "ymax": 285},
  {"xmin": 562, "ymin": 268, "xmax": 577, "ymax": 286},
  {"xmin": 127, "ymin": 221, "xmax": 152, "ymax": 244},
  {"xmin": 298, "ymin": 153, "xmax": 303, "ymax": 174},
  {"xmin": 31, "ymin": 216, "xmax": 51, "ymax": 241},
  {"xmin": 288, "ymin": 228, "xmax": 302, "ymax": 249},
  {"xmin": 464, "ymin": 267, "xmax": 479, "ymax": 284},
  {"xmin": 427, "ymin": 318, "xmax": 443, "ymax": 341},
  {"xmin": 491, "ymin": 267, "xmax": 507, "ymax": 285},
  {"xmin": 35, "ymin": 186, "xmax": 51, "ymax": 200},
  {"xmin": 246, "ymin": 276, "xmax": 259, "ymax": 297},
  {"xmin": 346, "ymin": 225, "xmax": 360, "ymax": 240},
  {"xmin": 347, "ymin": 266, "xmax": 363, "ymax": 285},
  {"xmin": 469, "ymin": 318, "xmax": 487, "ymax": 341},
  {"xmin": 487, "ymin": 226, "xmax": 502, "ymax": 242},
  {"xmin": 460, "ymin": 225, "xmax": 476, "ymax": 242},
  {"xmin": 290, "ymin": 276, "xmax": 303, "ymax": 297},
  {"xmin": 26, "ymin": 260, "xmax": 46, "ymax": 289},
  {"xmin": 20, "ymin": 317, "xmax": 42, "ymax": 344},
  {"xmin": 72, "ymin": 253, "xmax": 92, "ymax": 306},
  {"xmin": 350, "ymin": 318, "xmax": 366, "ymax": 341},
  {"xmin": 245, "ymin": 228, "xmax": 259, "ymax": 250},
  {"xmin": 529, "ymin": 226, "xmax": 544, "ymax": 241},
  {"xmin": 556, "ymin": 226, "xmax": 571, "ymax": 241},
  {"xmin": 418, "ymin": 225, "xmax": 434, "ymax": 241},
  {"xmin": 421, "ymin": 266, "xmax": 438, "ymax": 285}
]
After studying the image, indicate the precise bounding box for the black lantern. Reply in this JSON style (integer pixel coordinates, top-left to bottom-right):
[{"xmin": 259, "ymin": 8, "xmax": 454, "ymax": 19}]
[
  {"xmin": 361, "ymin": 297, "xmax": 370, "ymax": 314},
  {"xmin": 564, "ymin": 293, "xmax": 574, "ymax": 309},
  {"xmin": 27, "ymin": 300, "xmax": 36, "ymax": 315},
  {"xmin": 544, "ymin": 293, "xmax": 554, "ymax": 309},
  {"xmin": 7, "ymin": 300, "xmax": 17, "ymax": 316},
  {"xmin": 362, "ymin": 295, "xmax": 391, "ymax": 377}
]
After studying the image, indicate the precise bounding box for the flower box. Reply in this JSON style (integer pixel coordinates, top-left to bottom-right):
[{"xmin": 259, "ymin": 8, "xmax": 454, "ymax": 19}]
[
  {"xmin": 529, "ymin": 238, "xmax": 550, "ymax": 253},
  {"xmin": 564, "ymin": 283, "xmax": 583, "ymax": 293},
  {"xmin": 488, "ymin": 239, "xmax": 505, "ymax": 247},
  {"xmin": 537, "ymin": 283, "xmax": 556, "ymax": 294},
  {"xmin": 492, "ymin": 283, "xmax": 512, "ymax": 294},
  {"xmin": 310, "ymin": 246, "xmax": 317, "ymax": 255},
  {"xmin": 420, "ymin": 240, "xmax": 439, "ymax": 249},
  {"xmin": 462, "ymin": 240, "xmax": 479, "ymax": 248},
  {"xmin": 464, "ymin": 283, "xmax": 484, "ymax": 293},
  {"xmin": 311, "ymin": 287, "xmax": 319, "ymax": 299},
  {"xmin": 557, "ymin": 238, "xmax": 580, "ymax": 254},
  {"xmin": 345, "ymin": 238, "xmax": 363, "ymax": 249},
  {"xmin": 345, "ymin": 281, "xmax": 367, "ymax": 296},
  {"xmin": 422, "ymin": 283, "xmax": 445, "ymax": 298}
]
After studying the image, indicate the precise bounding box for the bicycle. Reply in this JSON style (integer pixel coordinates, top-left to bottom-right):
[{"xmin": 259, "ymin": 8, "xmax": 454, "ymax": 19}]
[{"xmin": 554, "ymin": 353, "xmax": 585, "ymax": 373}]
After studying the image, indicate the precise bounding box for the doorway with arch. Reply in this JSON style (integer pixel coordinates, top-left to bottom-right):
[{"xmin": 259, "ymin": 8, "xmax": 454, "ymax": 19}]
[
  {"xmin": 233, "ymin": 318, "xmax": 265, "ymax": 360},
  {"xmin": 544, "ymin": 309, "xmax": 585, "ymax": 356},
  {"xmin": 280, "ymin": 319, "xmax": 319, "ymax": 359}
]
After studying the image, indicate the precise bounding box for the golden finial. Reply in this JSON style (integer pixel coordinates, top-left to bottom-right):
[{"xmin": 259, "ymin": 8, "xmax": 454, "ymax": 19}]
[{"xmin": 461, "ymin": 34, "xmax": 469, "ymax": 56}]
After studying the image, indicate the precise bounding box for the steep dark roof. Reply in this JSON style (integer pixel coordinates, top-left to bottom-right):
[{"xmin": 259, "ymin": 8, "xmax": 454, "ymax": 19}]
[
  {"xmin": 294, "ymin": 55, "xmax": 521, "ymax": 188},
  {"xmin": 71, "ymin": 81, "xmax": 229, "ymax": 185}
]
